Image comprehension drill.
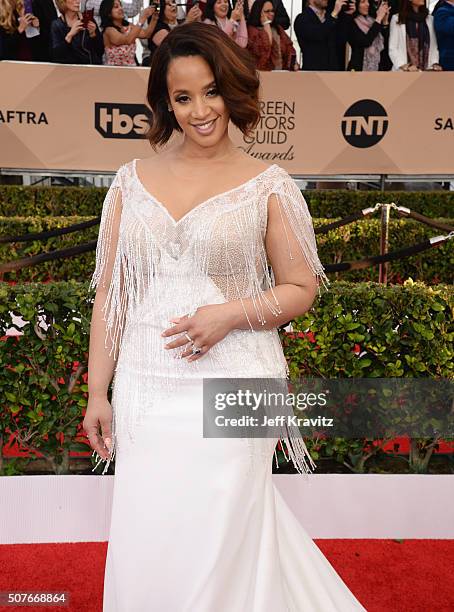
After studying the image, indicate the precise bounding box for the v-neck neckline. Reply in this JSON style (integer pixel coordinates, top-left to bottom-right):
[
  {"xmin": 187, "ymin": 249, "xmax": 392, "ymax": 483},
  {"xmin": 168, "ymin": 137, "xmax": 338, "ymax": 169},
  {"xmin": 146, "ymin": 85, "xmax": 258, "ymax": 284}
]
[{"xmin": 132, "ymin": 158, "xmax": 278, "ymax": 227}]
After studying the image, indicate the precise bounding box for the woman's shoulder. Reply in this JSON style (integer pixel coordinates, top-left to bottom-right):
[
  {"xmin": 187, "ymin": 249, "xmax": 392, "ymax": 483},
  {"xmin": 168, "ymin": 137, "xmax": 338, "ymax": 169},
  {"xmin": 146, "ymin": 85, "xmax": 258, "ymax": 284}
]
[
  {"xmin": 155, "ymin": 20, "xmax": 170, "ymax": 32},
  {"xmin": 236, "ymin": 156, "xmax": 289, "ymax": 186},
  {"xmin": 111, "ymin": 158, "xmax": 137, "ymax": 183},
  {"xmin": 51, "ymin": 16, "xmax": 66, "ymax": 32}
]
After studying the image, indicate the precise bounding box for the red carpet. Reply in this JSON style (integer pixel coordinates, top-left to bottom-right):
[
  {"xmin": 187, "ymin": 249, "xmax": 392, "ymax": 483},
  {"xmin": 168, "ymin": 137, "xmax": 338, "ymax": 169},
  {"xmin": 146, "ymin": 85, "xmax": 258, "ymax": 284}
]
[{"xmin": 0, "ymin": 540, "xmax": 453, "ymax": 611}]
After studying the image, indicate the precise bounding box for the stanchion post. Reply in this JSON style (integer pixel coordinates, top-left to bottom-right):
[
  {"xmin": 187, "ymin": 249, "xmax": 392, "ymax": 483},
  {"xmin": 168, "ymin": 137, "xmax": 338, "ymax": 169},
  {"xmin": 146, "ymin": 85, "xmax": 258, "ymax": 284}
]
[{"xmin": 379, "ymin": 204, "xmax": 390, "ymax": 284}]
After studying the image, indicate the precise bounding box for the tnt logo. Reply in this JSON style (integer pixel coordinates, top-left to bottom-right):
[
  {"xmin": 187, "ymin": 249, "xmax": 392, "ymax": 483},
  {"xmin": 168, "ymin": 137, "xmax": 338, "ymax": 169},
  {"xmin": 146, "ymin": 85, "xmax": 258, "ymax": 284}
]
[
  {"xmin": 95, "ymin": 103, "xmax": 151, "ymax": 139},
  {"xmin": 341, "ymin": 99, "xmax": 388, "ymax": 148}
]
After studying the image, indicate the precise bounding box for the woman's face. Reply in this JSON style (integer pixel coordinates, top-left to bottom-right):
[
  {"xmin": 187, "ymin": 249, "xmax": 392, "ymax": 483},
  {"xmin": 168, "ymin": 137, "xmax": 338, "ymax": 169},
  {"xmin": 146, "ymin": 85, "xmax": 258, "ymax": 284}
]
[
  {"xmin": 358, "ymin": 0, "xmax": 369, "ymax": 15},
  {"xmin": 164, "ymin": 0, "xmax": 177, "ymax": 21},
  {"xmin": 167, "ymin": 55, "xmax": 229, "ymax": 149},
  {"xmin": 63, "ymin": 0, "xmax": 80, "ymax": 12},
  {"xmin": 111, "ymin": 0, "xmax": 124, "ymax": 20},
  {"xmin": 261, "ymin": 1, "xmax": 274, "ymax": 22},
  {"xmin": 214, "ymin": 0, "xmax": 229, "ymax": 19}
]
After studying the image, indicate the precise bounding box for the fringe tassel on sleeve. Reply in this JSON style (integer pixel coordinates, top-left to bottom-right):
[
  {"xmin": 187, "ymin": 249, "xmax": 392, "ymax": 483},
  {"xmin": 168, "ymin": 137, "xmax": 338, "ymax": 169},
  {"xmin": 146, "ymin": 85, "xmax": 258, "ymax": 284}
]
[{"xmin": 272, "ymin": 175, "xmax": 330, "ymax": 296}]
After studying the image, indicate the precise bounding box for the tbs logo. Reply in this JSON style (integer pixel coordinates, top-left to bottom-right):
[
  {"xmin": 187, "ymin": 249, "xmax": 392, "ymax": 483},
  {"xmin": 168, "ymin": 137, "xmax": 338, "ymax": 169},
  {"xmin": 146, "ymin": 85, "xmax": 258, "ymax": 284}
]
[
  {"xmin": 95, "ymin": 103, "xmax": 151, "ymax": 139},
  {"xmin": 341, "ymin": 99, "xmax": 388, "ymax": 148}
]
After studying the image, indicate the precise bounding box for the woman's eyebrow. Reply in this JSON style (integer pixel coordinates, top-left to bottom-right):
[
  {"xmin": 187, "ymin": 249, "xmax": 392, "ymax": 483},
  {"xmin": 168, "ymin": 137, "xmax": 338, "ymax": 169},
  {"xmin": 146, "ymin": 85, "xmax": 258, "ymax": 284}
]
[{"xmin": 172, "ymin": 81, "xmax": 217, "ymax": 95}]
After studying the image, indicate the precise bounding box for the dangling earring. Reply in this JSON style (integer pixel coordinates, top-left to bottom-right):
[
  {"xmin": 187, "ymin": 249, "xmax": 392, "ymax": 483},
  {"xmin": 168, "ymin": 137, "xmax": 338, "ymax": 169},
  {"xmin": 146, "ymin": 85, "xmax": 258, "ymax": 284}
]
[{"xmin": 167, "ymin": 105, "xmax": 173, "ymax": 112}]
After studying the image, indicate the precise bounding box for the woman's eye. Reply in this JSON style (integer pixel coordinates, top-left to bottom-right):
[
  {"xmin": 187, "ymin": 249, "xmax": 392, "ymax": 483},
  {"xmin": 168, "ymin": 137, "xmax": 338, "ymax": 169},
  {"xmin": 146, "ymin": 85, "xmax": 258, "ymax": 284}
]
[
  {"xmin": 175, "ymin": 96, "xmax": 189, "ymax": 103},
  {"xmin": 207, "ymin": 89, "xmax": 218, "ymax": 97}
]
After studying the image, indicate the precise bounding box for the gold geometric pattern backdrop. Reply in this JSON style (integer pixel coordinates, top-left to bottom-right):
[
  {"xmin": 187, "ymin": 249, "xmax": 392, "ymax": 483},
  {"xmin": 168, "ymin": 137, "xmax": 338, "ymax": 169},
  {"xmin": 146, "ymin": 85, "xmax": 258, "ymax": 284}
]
[{"xmin": 0, "ymin": 62, "xmax": 453, "ymax": 174}]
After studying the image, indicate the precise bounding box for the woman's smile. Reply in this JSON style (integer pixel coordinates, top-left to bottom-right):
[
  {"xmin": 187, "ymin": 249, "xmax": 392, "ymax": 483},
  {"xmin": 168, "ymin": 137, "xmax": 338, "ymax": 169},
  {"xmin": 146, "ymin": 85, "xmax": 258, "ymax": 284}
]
[{"xmin": 191, "ymin": 117, "xmax": 219, "ymax": 135}]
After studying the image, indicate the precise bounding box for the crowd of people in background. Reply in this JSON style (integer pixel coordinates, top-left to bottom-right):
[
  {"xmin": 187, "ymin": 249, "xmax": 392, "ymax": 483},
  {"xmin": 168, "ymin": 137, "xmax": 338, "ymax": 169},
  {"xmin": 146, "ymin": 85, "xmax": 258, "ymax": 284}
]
[{"xmin": 1, "ymin": 0, "xmax": 453, "ymax": 70}]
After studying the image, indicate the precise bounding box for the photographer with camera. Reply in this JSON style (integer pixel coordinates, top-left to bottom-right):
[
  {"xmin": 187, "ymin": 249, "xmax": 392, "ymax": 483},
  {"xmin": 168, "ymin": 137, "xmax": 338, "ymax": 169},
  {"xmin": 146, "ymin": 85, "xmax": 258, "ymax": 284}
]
[
  {"xmin": 85, "ymin": 0, "xmax": 144, "ymax": 27},
  {"xmin": 294, "ymin": 0, "xmax": 355, "ymax": 69},
  {"xmin": 347, "ymin": 0, "xmax": 391, "ymax": 70},
  {"xmin": 100, "ymin": 0, "xmax": 158, "ymax": 65},
  {"xmin": 50, "ymin": 0, "xmax": 104, "ymax": 63},
  {"xmin": 246, "ymin": 0, "xmax": 298, "ymax": 70},
  {"xmin": 203, "ymin": 0, "xmax": 247, "ymax": 47},
  {"xmin": 143, "ymin": 0, "xmax": 201, "ymax": 62}
]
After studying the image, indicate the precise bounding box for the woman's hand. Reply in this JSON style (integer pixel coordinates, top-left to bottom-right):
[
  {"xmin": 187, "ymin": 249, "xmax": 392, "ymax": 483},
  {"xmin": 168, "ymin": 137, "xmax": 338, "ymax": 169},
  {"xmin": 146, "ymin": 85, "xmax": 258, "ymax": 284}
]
[
  {"xmin": 331, "ymin": 0, "xmax": 347, "ymax": 18},
  {"xmin": 66, "ymin": 18, "xmax": 84, "ymax": 42},
  {"xmin": 375, "ymin": 2, "xmax": 388, "ymax": 23},
  {"xmin": 431, "ymin": 63, "xmax": 443, "ymax": 71},
  {"xmin": 139, "ymin": 5, "xmax": 155, "ymax": 24},
  {"xmin": 87, "ymin": 20, "xmax": 97, "ymax": 37},
  {"xmin": 18, "ymin": 12, "xmax": 34, "ymax": 33},
  {"xmin": 161, "ymin": 303, "xmax": 235, "ymax": 362},
  {"xmin": 83, "ymin": 395, "xmax": 113, "ymax": 461},
  {"xmin": 186, "ymin": 5, "xmax": 202, "ymax": 22},
  {"xmin": 231, "ymin": 0, "xmax": 243, "ymax": 22}
]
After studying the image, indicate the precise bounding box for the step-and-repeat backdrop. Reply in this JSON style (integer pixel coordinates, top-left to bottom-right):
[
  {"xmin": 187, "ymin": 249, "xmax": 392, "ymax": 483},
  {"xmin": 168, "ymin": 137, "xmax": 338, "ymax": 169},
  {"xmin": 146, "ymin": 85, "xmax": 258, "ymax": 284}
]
[{"xmin": 0, "ymin": 62, "xmax": 453, "ymax": 175}]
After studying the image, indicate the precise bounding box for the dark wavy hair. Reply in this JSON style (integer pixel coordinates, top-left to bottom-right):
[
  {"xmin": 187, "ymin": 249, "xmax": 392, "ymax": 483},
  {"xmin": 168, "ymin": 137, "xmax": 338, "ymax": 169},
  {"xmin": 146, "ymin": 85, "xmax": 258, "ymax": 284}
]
[
  {"xmin": 247, "ymin": 0, "xmax": 277, "ymax": 27},
  {"xmin": 204, "ymin": 0, "xmax": 232, "ymax": 22},
  {"xmin": 146, "ymin": 22, "xmax": 261, "ymax": 149},
  {"xmin": 154, "ymin": 0, "xmax": 170, "ymax": 24},
  {"xmin": 99, "ymin": 0, "xmax": 129, "ymax": 31},
  {"xmin": 352, "ymin": 0, "xmax": 377, "ymax": 19},
  {"xmin": 397, "ymin": 0, "xmax": 428, "ymax": 23}
]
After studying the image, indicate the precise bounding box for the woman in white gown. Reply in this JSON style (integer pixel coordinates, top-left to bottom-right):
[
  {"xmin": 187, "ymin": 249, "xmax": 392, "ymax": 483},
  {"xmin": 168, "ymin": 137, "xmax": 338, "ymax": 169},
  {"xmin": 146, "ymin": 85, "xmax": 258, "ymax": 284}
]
[{"xmin": 84, "ymin": 22, "xmax": 368, "ymax": 612}]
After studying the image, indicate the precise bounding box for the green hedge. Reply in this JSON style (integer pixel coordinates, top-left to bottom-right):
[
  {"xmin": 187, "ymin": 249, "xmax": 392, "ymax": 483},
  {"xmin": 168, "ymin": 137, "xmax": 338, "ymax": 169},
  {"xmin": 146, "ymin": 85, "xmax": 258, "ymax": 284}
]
[
  {"xmin": 0, "ymin": 280, "xmax": 452, "ymax": 475},
  {"xmin": 0, "ymin": 185, "xmax": 453, "ymax": 217},
  {"xmin": 1, "ymin": 216, "xmax": 452, "ymax": 285}
]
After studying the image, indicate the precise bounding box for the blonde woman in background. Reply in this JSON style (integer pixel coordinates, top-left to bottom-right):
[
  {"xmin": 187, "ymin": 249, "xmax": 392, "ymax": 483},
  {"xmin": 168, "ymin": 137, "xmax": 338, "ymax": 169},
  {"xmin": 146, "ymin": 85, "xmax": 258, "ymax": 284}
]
[
  {"xmin": 50, "ymin": 0, "xmax": 104, "ymax": 63},
  {"xmin": 0, "ymin": 0, "xmax": 41, "ymax": 59}
]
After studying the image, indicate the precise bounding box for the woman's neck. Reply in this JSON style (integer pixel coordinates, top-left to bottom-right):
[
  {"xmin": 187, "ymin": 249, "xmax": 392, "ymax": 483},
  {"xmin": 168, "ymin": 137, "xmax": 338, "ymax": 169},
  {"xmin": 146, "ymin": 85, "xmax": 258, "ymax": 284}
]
[
  {"xmin": 64, "ymin": 9, "xmax": 79, "ymax": 21},
  {"xmin": 177, "ymin": 134, "xmax": 237, "ymax": 162},
  {"xmin": 112, "ymin": 17, "xmax": 123, "ymax": 27}
]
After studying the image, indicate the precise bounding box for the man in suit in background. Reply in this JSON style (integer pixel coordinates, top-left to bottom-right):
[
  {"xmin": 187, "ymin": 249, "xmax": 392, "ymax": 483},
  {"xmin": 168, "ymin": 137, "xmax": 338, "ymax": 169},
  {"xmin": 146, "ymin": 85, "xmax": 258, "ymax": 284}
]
[
  {"xmin": 32, "ymin": 0, "xmax": 59, "ymax": 61},
  {"xmin": 294, "ymin": 0, "xmax": 352, "ymax": 70}
]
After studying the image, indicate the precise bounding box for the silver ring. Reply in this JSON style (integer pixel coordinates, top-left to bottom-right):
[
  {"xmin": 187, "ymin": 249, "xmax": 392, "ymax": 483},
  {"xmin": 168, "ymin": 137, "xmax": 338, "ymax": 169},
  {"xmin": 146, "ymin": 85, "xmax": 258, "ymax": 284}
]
[
  {"xmin": 184, "ymin": 332, "xmax": 193, "ymax": 343},
  {"xmin": 191, "ymin": 345, "xmax": 202, "ymax": 355}
]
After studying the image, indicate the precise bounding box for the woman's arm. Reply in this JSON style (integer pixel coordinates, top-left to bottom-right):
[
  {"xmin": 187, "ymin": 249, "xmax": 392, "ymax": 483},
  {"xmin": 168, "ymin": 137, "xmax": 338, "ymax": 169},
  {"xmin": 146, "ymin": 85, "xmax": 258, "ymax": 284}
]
[
  {"xmin": 151, "ymin": 26, "xmax": 168, "ymax": 47},
  {"xmin": 84, "ymin": 179, "xmax": 124, "ymax": 462},
  {"xmin": 104, "ymin": 23, "xmax": 143, "ymax": 46},
  {"xmin": 426, "ymin": 15, "xmax": 440, "ymax": 69},
  {"xmin": 161, "ymin": 176, "xmax": 329, "ymax": 360},
  {"xmin": 50, "ymin": 19, "xmax": 75, "ymax": 63},
  {"xmin": 247, "ymin": 26, "xmax": 272, "ymax": 67},
  {"xmin": 234, "ymin": 17, "xmax": 248, "ymax": 48},
  {"xmin": 348, "ymin": 19, "xmax": 382, "ymax": 48},
  {"xmin": 388, "ymin": 15, "xmax": 407, "ymax": 70},
  {"xmin": 138, "ymin": 12, "xmax": 159, "ymax": 38},
  {"xmin": 279, "ymin": 27, "xmax": 297, "ymax": 70},
  {"xmin": 225, "ymin": 191, "xmax": 322, "ymax": 331}
]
